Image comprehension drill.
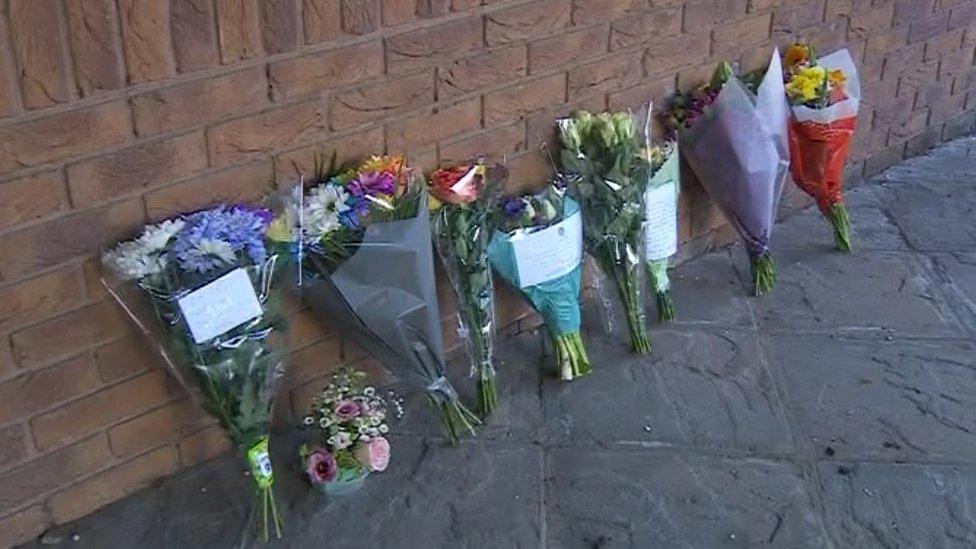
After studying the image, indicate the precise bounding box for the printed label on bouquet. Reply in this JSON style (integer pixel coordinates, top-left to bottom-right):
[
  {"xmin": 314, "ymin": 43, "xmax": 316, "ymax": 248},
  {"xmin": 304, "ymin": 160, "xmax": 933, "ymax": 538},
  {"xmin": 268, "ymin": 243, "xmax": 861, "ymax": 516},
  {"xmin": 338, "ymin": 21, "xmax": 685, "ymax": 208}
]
[
  {"xmin": 248, "ymin": 437, "xmax": 274, "ymax": 488},
  {"xmin": 512, "ymin": 212, "xmax": 582, "ymax": 288},
  {"xmin": 177, "ymin": 268, "xmax": 263, "ymax": 344},
  {"xmin": 644, "ymin": 182, "xmax": 678, "ymax": 260}
]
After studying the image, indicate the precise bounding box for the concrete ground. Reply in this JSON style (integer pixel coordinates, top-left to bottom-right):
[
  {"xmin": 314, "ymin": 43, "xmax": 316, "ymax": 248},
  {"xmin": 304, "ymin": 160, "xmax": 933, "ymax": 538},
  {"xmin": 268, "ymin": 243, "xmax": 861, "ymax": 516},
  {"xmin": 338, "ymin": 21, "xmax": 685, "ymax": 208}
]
[{"xmin": 21, "ymin": 137, "xmax": 976, "ymax": 548}]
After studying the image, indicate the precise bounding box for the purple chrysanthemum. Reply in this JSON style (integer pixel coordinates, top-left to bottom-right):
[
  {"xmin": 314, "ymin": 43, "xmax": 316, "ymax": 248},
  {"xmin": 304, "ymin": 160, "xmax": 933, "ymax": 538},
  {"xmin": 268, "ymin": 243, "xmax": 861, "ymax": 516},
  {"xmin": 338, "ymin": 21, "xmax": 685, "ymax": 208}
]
[
  {"xmin": 171, "ymin": 206, "xmax": 270, "ymax": 273},
  {"xmin": 347, "ymin": 171, "xmax": 396, "ymax": 197}
]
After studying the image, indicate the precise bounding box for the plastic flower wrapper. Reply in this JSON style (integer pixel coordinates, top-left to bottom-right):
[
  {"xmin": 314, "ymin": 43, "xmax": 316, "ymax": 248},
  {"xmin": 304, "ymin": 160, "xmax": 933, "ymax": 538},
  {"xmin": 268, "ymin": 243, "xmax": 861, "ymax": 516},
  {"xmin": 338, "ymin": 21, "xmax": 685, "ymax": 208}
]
[
  {"xmin": 643, "ymin": 139, "xmax": 681, "ymax": 321},
  {"xmin": 558, "ymin": 108, "xmax": 652, "ymax": 354},
  {"xmin": 783, "ymin": 44, "xmax": 861, "ymax": 252},
  {"xmin": 488, "ymin": 183, "xmax": 592, "ymax": 380},
  {"xmin": 297, "ymin": 154, "xmax": 480, "ymax": 443},
  {"xmin": 665, "ymin": 49, "xmax": 790, "ymax": 295},
  {"xmin": 299, "ymin": 366, "xmax": 400, "ymax": 495},
  {"xmin": 101, "ymin": 195, "xmax": 301, "ymax": 544},
  {"xmin": 428, "ymin": 160, "xmax": 507, "ymax": 417}
]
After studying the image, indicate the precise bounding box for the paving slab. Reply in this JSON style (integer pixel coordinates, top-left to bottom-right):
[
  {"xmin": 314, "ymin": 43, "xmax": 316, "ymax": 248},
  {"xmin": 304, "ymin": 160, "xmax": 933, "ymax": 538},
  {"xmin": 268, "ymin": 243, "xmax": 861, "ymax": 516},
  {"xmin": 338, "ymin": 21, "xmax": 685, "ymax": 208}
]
[
  {"xmin": 546, "ymin": 449, "xmax": 826, "ymax": 548},
  {"xmin": 879, "ymin": 179, "xmax": 976, "ymax": 252},
  {"xmin": 817, "ymin": 461, "xmax": 976, "ymax": 548},
  {"xmin": 543, "ymin": 328, "xmax": 794, "ymax": 455},
  {"xmin": 764, "ymin": 335, "xmax": 976, "ymax": 462},
  {"xmin": 666, "ymin": 250, "xmax": 756, "ymax": 327},
  {"xmin": 931, "ymin": 252, "xmax": 976, "ymax": 332}
]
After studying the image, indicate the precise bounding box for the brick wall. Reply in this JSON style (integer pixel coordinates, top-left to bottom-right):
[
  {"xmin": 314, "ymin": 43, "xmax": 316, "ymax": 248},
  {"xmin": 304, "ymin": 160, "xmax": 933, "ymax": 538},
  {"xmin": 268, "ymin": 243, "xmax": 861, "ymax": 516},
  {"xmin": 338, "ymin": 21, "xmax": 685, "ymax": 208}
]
[{"xmin": 0, "ymin": 0, "xmax": 974, "ymax": 545}]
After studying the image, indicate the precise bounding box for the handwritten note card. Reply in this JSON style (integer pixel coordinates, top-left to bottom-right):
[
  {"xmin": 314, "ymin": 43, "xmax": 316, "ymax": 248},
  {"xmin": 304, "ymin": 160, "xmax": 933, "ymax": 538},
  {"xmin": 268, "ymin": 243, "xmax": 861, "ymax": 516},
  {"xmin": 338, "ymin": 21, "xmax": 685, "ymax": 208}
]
[
  {"xmin": 644, "ymin": 182, "xmax": 678, "ymax": 261},
  {"xmin": 512, "ymin": 212, "xmax": 583, "ymax": 288},
  {"xmin": 177, "ymin": 268, "xmax": 263, "ymax": 344}
]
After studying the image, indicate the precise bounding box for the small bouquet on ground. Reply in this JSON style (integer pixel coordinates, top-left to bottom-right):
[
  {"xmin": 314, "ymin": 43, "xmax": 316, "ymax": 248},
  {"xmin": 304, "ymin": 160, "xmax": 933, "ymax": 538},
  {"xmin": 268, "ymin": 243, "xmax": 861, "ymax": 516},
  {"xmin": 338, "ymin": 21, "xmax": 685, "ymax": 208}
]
[
  {"xmin": 665, "ymin": 50, "xmax": 790, "ymax": 295},
  {"xmin": 298, "ymin": 154, "xmax": 480, "ymax": 443},
  {"xmin": 644, "ymin": 139, "xmax": 681, "ymax": 321},
  {"xmin": 558, "ymin": 109, "xmax": 652, "ymax": 354},
  {"xmin": 102, "ymin": 203, "xmax": 296, "ymax": 543},
  {"xmin": 783, "ymin": 43, "xmax": 861, "ymax": 252},
  {"xmin": 488, "ymin": 183, "xmax": 592, "ymax": 380},
  {"xmin": 428, "ymin": 160, "xmax": 507, "ymax": 417},
  {"xmin": 300, "ymin": 367, "xmax": 397, "ymax": 495}
]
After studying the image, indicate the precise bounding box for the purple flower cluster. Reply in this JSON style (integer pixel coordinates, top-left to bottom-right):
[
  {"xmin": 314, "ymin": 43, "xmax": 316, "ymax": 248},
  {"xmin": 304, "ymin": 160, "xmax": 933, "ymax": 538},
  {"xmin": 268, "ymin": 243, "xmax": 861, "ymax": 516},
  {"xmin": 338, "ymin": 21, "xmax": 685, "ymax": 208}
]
[
  {"xmin": 347, "ymin": 171, "xmax": 396, "ymax": 198},
  {"xmin": 171, "ymin": 205, "xmax": 272, "ymax": 273}
]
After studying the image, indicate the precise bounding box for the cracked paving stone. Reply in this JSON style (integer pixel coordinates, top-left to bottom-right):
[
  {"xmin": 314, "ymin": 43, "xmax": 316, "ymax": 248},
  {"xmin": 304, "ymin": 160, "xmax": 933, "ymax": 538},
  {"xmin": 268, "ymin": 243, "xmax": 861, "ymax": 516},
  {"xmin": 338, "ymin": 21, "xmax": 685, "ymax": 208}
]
[
  {"xmin": 775, "ymin": 185, "xmax": 909, "ymax": 252},
  {"xmin": 930, "ymin": 252, "xmax": 976, "ymax": 332},
  {"xmin": 543, "ymin": 329, "xmax": 794, "ymax": 454},
  {"xmin": 764, "ymin": 336, "xmax": 976, "ymax": 461},
  {"xmin": 880, "ymin": 137, "xmax": 976, "ymax": 185},
  {"xmin": 818, "ymin": 462, "xmax": 976, "ymax": 548},
  {"xmin": 546, "ymin": 449, "xmax": 826, "ymax": 548},
  {"xmin": 879, "ymin": 179, "xmax": 976, "ymax": 252},
  {"xmin": 737, "ymin": 248, "xmax": 963, "ymax": 337},
  {"xmin": 665, "ymin": 250, "xmax": 756, "ymax": 326}
]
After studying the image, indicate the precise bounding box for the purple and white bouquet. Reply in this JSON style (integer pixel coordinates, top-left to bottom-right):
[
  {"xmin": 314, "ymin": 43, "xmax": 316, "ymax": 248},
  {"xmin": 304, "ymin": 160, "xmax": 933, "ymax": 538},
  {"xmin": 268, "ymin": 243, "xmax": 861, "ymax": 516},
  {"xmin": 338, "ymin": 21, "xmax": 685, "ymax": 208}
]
[{"xmin": 102, "ymin": 203, "xmax": 296, "ymax": 543}]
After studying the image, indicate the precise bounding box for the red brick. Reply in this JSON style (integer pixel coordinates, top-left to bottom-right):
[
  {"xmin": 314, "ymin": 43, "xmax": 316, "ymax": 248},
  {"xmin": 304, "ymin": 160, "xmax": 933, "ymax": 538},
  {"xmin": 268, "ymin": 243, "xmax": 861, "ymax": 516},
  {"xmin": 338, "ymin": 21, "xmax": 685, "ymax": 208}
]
[
  {"xmin": 569, "ymin": 53, "xmax": 642, "ymax": 100},
  {"xmin": 383, "ymin": 0, "xmax": 419, "ymax": 26},
  {"xmin": 850, "ymin": 4, "xmax": 895, "ymax": 42},
  {"xmin": 0, "ymin": 355, "xmax": 102, "ymax": 424},
  {"xmin": 177, "ymin": 425, "xmax": 232, "ymax": 465},
  {"xmin": 417, "ymin": 0, "xmax": 451, "ymax": 17},
  {"xmin": 949, "ymin": 2, "xmax": 976, "ymax": 30},
  {"xmin": 49, "ymin": 446, "xmax": 178, "ymax": 524},
  {"xmin": 924, "ymin": 28, "xmax": 966, "ymax": 61},
  {"xmin": 894, "ymin": 0, "xmax": 935, "ymax": 27},
  {"xmin": 64, "ymin": 0, "xmax": 125, "ymax": 96},
  {"xmin": 684, "ymin": 0, "xmax": 749, "ymax": 31},
  {"xmin": 303, "ymin": 0, "xmax": 341, "ymax": 43},
  {"xmin": 0, "ymin": 170, "xmax": 67, "ymax": 231},
  {"xmin": 643, "ymin": 32, "xmax": 711, "ymax": 79},
  {"xmin": 610, "ymin": 7, "xmax": 682, "ymax": 51},
  {"xmin": 342, "ymin": 0, "xmax": 381, "ymax": 34},
  {"xmin": 715, "ymin": 13, "xmax": 772, "ymax": 54},
  {"xmin": 118, "ymin": 0, "xmax": 176, "ymax": 84},
  {"xmin": 529, "ymin": 24, "xmax": 609, "ymax": 73},
  {"xmin": 93, "ymin": 335, "xmax": 160, "ymax": 383},
  {"xmin": 0, "ymin": 424, "xmax": 29, "ymax": 470},
  {"xmin": 108, "ymin": 397, "xmax": 211, "ymax": 458},
  {"xmin": 386, "ymin": 98, "xmax": 481, "ymax": 153},
  {"xmin": 0, "ymin": 199, "xmax": 144, "ymax": 282},
  {"xmin": 505, "ymin": 151, "xmax": 553, "ymax": 192},
  {"xmin": 8, "ymin": 0, "xmax": 71, "ymax": 109},
  {"xmin": 215, "ymin": 0, "xmax": 264, "ymax": 62},
  {"xmin": 484, "ymin": 73, "xmax": 567, "ymax": 126},
  {"xmin": 68, "ymin": 132, "xmax": 208, "ymax": 207},
  {"xmin": 0, "ymin": 10, "xmax": 18, "ymax": 118},
  {"xmin": 485, "ymin": 0, "xmax": 572, "ymax": 47},
  {"xmin": 208, "ymin": 100, "xmax": 329, "ymax": 166},
  {"xmin": 0, "ymin": 434, "xmax": 111, "ymax": 514},
  {"xmin": 910, "ymin": 12, "xmax": 950, "ymax": 44},
  {"xmin": 0, "ymin": 267, "xmax": 85, "ymax": 334},
  {"xmin": 144, "ymin": 161, "xmax": 273, "ymax": 221},
  {"xmin": 170, "ymin": 0, "xmax": 220, "ymax": 72},
  {"xmin": 0, "ymin": 504, "xmax": 48, "ymax": 548},
  {"xmin": 607, "ymin": 76, "xmax": 677, "ymax": 112},
  {"xmin": 331, "ymin": 71, "xmax": 435, "ymax": 130},
  {"xmin": 273, "ymin": 126, "xmax": 385, "ymax": 181},
  {"xmin": 10, "ymin": 301, "xmax": 129, "ymax": 370},
  {"xmin": 261, "ymin": 0, "xmax": 301, "ymax": 53},
  {"xmin": 30, "ymin": 370, "xmax": 171, "ymax": 451},
  {"xmin": 574, "ymin": 0, "xmax": 648, "ymax": 25},
  {"xmin": 131, "ymin": 66, "xmax": 268, "ymax": 136},
  {"xmin": 439, "ymin": 122, "xmax": 526, "ymax": 166},
  {"xmin": 771, "ymin": 0, "xmax": 826, "ymax": 39},
  {"xmin": 438, "ymin": 45, "xmax": 528, "ymax": 98},
  {"xmin": 386, "ymin": 16, "xmax": 483, "ymax": 73},
  {"xmin": 269, "ymin": 40, "xmax": 384, "ymax": 100}
]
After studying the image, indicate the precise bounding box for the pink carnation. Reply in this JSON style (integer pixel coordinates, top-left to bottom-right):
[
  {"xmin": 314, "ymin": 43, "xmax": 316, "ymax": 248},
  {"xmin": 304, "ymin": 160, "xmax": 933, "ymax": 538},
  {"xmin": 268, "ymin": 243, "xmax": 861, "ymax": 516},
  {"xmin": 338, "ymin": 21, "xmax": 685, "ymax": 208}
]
[{"xmin": 355, "ymin": 437, "xmax": 390, "ymax": 472}]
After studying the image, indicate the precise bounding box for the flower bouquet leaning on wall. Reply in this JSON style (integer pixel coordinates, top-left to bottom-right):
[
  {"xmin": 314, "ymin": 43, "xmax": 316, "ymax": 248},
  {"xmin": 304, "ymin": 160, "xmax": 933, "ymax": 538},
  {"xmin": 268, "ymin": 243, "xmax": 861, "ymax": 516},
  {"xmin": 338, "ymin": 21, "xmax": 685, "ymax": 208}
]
[
  {"xmin": 558, "ymin": 109, "xmax": 652, "ymax": 354},
  {"xmin": 102, "ymin": 203, "xmax": 297, "ymax": 543},
  {"xmin": 297, "ymin": 154, "xmax": 480, "ymax": 443},
  {"xmin": 665, "ymin": 50, "xmax": 790, "ymax": 295},
  {"xmin": 644, "ymin": 138, "xmax": 681, "ymax": 321},
  {"xmin": 300, "ymin": 366, "xmax": 398, "ymax": 495},
  {"xmin": 428, "ymin": 160, "xmax": 507, "ymax": 417},
  {"xmin": 783, "ymin": 43, "xmax": 861, "ymax": 252},
  {"xmin": 487, "ymin": 182, "xmax": 592, "ymax": 380}
]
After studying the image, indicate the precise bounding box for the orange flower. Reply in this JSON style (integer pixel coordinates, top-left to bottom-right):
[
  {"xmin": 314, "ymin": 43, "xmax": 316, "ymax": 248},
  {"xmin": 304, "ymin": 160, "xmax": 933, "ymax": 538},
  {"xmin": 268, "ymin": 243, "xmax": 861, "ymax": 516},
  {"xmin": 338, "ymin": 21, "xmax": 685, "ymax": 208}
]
[
  {"xmin": 785, "ymin": 44, "xmax": 810, "ymax": 69},
  {"xmin": 428, "ymin": 165, "xmax": 483, "ymax": 205},
  {"xmin": 828, "ymin": 68, "xmax": 846, "ymax": 86}
]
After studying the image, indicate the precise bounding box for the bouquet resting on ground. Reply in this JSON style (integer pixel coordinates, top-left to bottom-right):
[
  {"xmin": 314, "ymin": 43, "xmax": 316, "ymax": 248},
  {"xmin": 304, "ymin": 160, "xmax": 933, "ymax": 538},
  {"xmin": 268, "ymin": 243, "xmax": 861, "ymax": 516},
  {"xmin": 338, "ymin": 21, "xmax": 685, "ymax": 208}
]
[{"xmin": 644, "ymin": 139, "xmax": 681, "ymax": 321}]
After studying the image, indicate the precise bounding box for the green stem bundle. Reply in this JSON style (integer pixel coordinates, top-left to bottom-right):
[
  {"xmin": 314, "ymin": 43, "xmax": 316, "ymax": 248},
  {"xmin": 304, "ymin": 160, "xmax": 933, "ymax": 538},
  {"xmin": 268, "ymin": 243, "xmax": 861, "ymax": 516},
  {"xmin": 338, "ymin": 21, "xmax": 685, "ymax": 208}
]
[
  {"xmin": 553, "ymin": 331, "xmax": 592, "ymax": 380},
  {"xmin": 751, "ymin": 251, "xmax": 777, "ymax": 296},
  {"xmin": 827, "ymin": 202, "xmax": 852, "ymax": 253},
  {"xmin": 612, "ymin": 261, "xmax": 652, "ymax": 354},
  {"xmin": 647, "ymin": 259, "xmax": 675, "ymax": 322},
  {"xmin": 431, "ymin": 396, "xmax": 481, "ymax": 444}
]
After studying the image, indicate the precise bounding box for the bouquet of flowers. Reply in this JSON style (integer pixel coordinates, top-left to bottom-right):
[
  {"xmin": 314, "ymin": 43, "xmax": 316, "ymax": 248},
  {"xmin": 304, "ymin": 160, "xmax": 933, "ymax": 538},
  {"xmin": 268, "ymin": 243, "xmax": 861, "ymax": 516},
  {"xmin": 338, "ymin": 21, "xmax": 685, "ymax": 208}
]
[
  {"xmin": 488, "ymin": 184, "xmax": 592, "ymax": 380},
  {"xmin": 102, "ymin": 203, "xmax": 295, "ymax": 543},
  {"xmin": 558, "ymin": 110, "xmax": 652, "ymax": 354},
  {"xmin": 298, "ymin": 154, "xmax": 480, "ymax": 443},
  {"xmin": 644, "ymin": 140, "xmax": 681, "ymax": 321},
  {"xmin": 783, "ymin": 43, "xmax": 861, "ymax": 252},
  {"xmin": 665, "ymin": 50, "xmax": 790, "ymax": 295},
  {"xmin": 300, "ymin": 367, "xmax": 396, "ymax": 495},
  {"xmin": 428, "ymin": 161, "xmax": 507, "ymax": 416}
]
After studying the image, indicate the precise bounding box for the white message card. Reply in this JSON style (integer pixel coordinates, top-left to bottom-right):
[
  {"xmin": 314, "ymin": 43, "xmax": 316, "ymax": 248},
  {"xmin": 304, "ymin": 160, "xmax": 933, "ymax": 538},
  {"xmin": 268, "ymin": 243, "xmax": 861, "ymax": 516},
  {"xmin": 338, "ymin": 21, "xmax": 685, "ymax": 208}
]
[
  {"xmin": 512, "ymin": 212, "xmax": 583, "ymax": 288},
  {"xmin": 644, "ymin": 182, "xmax": 678, "ymax": 261},
  {"xmin": 177, "ymin": 268, "xmax": 263, "ymax": 344}
]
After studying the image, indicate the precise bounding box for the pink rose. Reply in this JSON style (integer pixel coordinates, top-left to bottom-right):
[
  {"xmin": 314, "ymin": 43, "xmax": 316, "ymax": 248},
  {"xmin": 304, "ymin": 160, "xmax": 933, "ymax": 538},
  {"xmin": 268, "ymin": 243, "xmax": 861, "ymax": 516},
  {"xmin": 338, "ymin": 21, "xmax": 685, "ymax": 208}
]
[
  {"xmin": 355, "ymin": 436, "xmax": 390, "ymax": 472},
  {"xmin": 334, "ymin": 399, "xmax": 361, "ymax": 420},
  {"xmin": 306, "ymin": 447, "xmax": 337, "ymax": 484}
]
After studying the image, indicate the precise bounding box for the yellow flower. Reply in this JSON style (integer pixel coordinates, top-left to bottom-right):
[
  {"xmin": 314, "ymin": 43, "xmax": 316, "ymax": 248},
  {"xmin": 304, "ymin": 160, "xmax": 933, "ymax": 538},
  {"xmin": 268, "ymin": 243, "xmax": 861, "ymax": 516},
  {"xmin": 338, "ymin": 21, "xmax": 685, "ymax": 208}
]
[
  {"xmin": 785, "ymin": 43, "xmax": 810, "ymax": 69},
  {"xmin": 828, "ymin": 68, "xmax": 847, "ymax": 86},
  {"xmin": 265, "ymin": 217, "xmax": 293, "ymax": 243},
  {"xmin": 360, "ymin": 155, "xmax": 406, "ymax": 174},
  {"xmin": 786, "ymin": 66, "xmax": 827, "ymax": 103},
  {"xmin": 428, "ymin": 194, "xmax": 443, "ymax": 212}
]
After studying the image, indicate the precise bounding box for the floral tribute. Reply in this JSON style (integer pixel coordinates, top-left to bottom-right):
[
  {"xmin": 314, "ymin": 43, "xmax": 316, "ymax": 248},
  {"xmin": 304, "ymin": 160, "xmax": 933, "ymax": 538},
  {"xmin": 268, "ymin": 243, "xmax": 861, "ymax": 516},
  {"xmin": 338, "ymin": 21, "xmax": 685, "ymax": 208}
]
[
  {"xmin": 783, "ymin": 43, "xmax": 861, "ymax": 252},
  {"xmin": 428, "ymin": 160, "xmax": 507, "ymax": 416},
  {"xmin": 643, "ymin": 139, "xmax": 681, "ymax": 322},
  {"xmin": 102, "ymin": 204, "xmax": 296, "ymax": 543}
]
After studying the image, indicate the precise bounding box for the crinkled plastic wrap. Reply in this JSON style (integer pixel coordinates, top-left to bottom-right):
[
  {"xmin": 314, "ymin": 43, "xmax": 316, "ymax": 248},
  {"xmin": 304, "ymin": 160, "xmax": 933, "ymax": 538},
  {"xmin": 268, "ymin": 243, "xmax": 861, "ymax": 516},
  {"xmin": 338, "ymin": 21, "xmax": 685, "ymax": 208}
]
[
  {"xmin": 680, "ymin": 50, "xmax": 790, "ymax": 261},
  {"xmin": 101, "ymin": 201, "xmax": 297, "ymax": 545},
  {"xmin": 430, "ymin": 165, "xmax": 506, "ymax": 416},
  {"xmin": 644, "ymin": 140, "xmax": 681, "ymax": 321},
  {"xmin": 301, "ymin": 189, "xmax": 479, "ymax": 442}
]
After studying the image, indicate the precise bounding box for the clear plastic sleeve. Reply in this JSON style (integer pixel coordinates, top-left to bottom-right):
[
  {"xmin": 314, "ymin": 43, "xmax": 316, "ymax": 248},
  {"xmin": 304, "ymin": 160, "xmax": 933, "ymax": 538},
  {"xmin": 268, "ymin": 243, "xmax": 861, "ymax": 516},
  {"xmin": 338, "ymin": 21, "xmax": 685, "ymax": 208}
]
[{"xmin": 642, "ymin": 104, "xmax": 681, "ymax": 322}]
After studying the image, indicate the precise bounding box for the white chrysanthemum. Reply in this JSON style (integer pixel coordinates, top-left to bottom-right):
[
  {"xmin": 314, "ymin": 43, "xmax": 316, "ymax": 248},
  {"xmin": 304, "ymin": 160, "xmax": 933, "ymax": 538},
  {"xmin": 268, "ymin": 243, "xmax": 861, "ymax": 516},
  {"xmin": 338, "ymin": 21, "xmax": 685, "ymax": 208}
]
[
  {"xmin": 303, "ymin": 184, "xmax": 350, "ymax": 241},
  {"xmin": 137, "ymin": 219, "xmax": 185, "ymax": 252},
  {"xmin": 192, "ymin": 238, "xmax": 236, "ymax": 266},
  {"xmin": 103, "ymin": 241, "xmax": 165, "ymax": 281}
]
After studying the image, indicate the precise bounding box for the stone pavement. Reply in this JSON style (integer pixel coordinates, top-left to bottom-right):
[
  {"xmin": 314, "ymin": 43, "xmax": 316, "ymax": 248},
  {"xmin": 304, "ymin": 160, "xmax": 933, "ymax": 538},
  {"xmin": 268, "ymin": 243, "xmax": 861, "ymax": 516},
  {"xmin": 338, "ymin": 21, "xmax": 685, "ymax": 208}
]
[{"xmin": 21, "ymin": 137, "xmax": 976, "ymax": 548}]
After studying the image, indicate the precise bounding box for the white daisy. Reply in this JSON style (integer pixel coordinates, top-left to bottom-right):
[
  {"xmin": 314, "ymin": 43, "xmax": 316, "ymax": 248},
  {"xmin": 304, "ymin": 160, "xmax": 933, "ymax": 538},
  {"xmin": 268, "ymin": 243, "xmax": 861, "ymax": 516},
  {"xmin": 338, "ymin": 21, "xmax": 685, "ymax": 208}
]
[{"xmin": 304, "ymin": 184, "xmax": 351, "ymax": 242}]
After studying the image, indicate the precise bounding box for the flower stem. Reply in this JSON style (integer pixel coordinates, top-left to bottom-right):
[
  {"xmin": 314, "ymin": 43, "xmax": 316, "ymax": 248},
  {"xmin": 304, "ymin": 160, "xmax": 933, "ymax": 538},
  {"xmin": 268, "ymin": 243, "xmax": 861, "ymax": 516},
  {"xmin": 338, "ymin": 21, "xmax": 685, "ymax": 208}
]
[
  {"xmin": 827, "ymin": 202, "xmax": 852, "ymax": 253},
  {"xmin": 656, "ymin": 290, "xmax": 675, "ymax": 322},
  {"xmin": 751, "ymin": 252, "xmax": 777, "ymax": 296},
  {"xmin": 611, "ymin": 262, "xmax": 651, "ymax": 354},
  {"xmin": 430, "ymin": 395, "xmax": 481, "ymax": 445},
  {"xmin": 553, "ymin": 331, "xmax": 592, "ymax": 380},
  {"xmin": 477, "ymin": 369, "xmax": 498, "ymax": 418}
]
